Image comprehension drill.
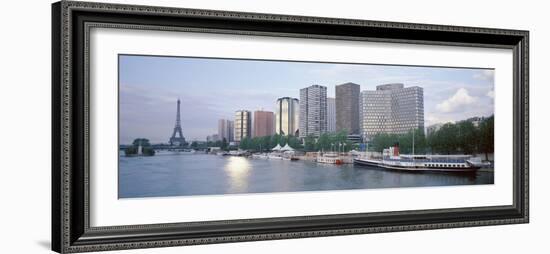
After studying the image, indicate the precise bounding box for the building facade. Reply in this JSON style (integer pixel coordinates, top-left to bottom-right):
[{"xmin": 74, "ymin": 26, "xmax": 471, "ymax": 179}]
[
  {"xmin": 275, "ymin": 97, "xmax": 300, "ymax": 136},
  {"xmin": 335, "ymin": 82, "xmax": 361, "ymax": 134},
  {"xmin": 217, "ymin": 119, "xmax": 234, "ymax": 142},
  {"xmin": 327, "ymin": 97, "xmax": 336, "ymax": 133},
  {"xmin": 299, "ymin": 85, "xmax": 328, "ymax": 138},
  {"xmin": 253, "ymin": 110, "xmax": 275, "ymax": 137},
  {"xmin": 234, "ymin": 110, "xmax": 251, "ymax": 142},
  {"xmin": 360, "ymin": 83, "xmax": 424, "ymax": 140}
]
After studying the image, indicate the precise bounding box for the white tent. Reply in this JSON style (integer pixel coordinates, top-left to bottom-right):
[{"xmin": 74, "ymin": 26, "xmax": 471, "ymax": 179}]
[
  {"xmin": 281, "ymin": 144, "xmax": 295, "ymax": 151},
  {"xmin": 272, "ymin": 144, "xmax": 282, "ymax": 151}
]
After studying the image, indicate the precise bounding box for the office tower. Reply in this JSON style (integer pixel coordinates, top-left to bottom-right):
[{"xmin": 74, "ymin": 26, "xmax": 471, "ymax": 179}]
[
  {"xmin": 275, "ymin": 97, "xmax": 300, "ymax": 136},
  {"xmin": 299, "ymin": 85, "xmax": 327, "ymax": 138},
  {"xmin": 234, "ymin": 110, "xmax": 252, "ymax": 142},
  {"xmin": 253, "ymin": 110, "xmax": 275, "ymax": 137},
  {"xmin": 335, "ymin": 82, "xmax": 360, "ymax": 134},
  {"xmin": 218, "ymin": 119, "xmax": 234, "ymax": 142},
  {"xmin": 360, "ymin": 83, "xmax": 424, "ymax": 140},
  {"xmin": 327, "ymin": 97, "xmax": 336, "ymax": 133}
]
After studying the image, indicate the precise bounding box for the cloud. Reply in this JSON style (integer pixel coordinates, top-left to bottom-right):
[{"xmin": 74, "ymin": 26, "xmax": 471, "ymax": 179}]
[
  {"xmin": 473, "ymin": 69, "xmax": 494, "ymax": 81},
  {"xmin": 486, "ymin": 89, "xmax": 495, "ymax": 99},
  {"xmin": 425, "ymin": 114, "xmax": 454, "ymax": 127},
  {"xmin": 436, "ymin": 88, "xmax": 477, "ymax": 113}
]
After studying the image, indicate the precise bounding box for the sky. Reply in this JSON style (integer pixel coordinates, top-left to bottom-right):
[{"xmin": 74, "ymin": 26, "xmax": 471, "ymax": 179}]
[{"xmin": 119, "ymin": 55, "xmax": 494, "ymax": 144}]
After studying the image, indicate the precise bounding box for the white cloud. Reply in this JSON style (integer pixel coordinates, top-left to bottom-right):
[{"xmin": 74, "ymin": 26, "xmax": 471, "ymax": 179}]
[
  {"xmin": 473, "ymin": 69, "xmax": 494, "ymax": 81},
  {"xmin": 486, "ymin": 89, "xmax": 495, "ymax": 99},
  {"xmin": 436, "ymin": 88, "xmax": 477, "ymax": 113},
  {"xmin": 425, "ymin": 114, "xmax": 454, "ymax": 127}
]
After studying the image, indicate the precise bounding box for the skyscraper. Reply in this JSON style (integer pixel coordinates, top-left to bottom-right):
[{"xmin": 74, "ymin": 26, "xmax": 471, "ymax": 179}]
[
  {"xmin": 299, "ymin": 85, "xmax": 327, "ymax": 138},
  {"xmin": 218, "ymin": 119, "xmax": 234, "ymax": 142},
  {"xmin": 234, "ymin": 110, "xmax": 251, "ymax": 142},
  {"xmin": 275, "ymin": 97, "xmax": 300, "ymax": 136},
  {"xmin": 360, "ymin": 83, "xmax": 424, "ymax": 140},
  {"xmin": 335, "ymin": 82, "xmax": 360, "ymax": 135},
  {"xmin": 253, "ymin": 110, "xmax": 275, "ymax": 137},
  {"xmin": 327, "ymin": 97, "xmax": 336, "ymax": 133}
]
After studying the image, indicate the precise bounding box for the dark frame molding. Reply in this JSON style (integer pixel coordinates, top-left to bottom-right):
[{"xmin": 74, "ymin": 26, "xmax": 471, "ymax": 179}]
[{"xmin": 52, "ymin": 1, "xmax": 529, "ymax": 253}]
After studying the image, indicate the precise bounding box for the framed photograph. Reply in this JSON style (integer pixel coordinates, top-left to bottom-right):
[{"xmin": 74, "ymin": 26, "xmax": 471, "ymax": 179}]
[{"xmin": 52, "ymin": 1, "xmax": 529, "ymax": 253}]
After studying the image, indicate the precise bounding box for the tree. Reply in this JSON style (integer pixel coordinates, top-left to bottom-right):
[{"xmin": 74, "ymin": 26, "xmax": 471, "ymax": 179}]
[
  {"xmin": 304, "ymin": 135, "xmax": 317, "ymax": 152},
  {"xmin": 221, "ymin": 138, "xmax": 228, "ymax": 151},
  {"xmin": 316, "ymin": 133, "xmax": 331, "ymax": 151},
  {"xmin": 132, "ymin": 138, "xmax": 151, "ymax": 147},
  {"xmin": 126, "ymin": 138, "xmax": 155, "ymax": 156},
  {"xmin": 479, "ymin": 116, "xmax": 494, "ymax": 160},
  {"xmin": 239, "ymin": 137, "xmax": 250, "ymax": 150},
  {"xmin": 286, "ymin": 135, "xmax": 302, "ymax": 149},
  {"xmin": 371, "ymin": 133, "xmax": 397, "ymax": 153},
  {"xmin": 457, "ymin": 121, "xmax": 477, "ymax": 154}
]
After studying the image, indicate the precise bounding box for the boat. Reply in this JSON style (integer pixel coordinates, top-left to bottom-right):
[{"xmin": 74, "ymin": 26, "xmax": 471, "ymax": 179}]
[
  {"xmin": 166, "ymin": 148, "xmax": 196, "ymax": 155},
  {"xmin": 251, "ymin": 153, "xmax": 269, "ymax": 159},
  {"xmin": 267, "ymin": 153, "xmax": 284, "ymax": 160},
  {"xmin": 354, "ymin": 144, "xmax": 482, "ymax": 172},
  {"xmin": 317, "ymin": 152, "xmax": 343, "ymax": 165}
]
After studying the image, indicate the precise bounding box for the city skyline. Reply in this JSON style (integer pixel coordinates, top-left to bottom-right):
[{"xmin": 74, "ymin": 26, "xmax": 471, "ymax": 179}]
[{"xmin": 119, "ymin": 55, "xmax": 494, "ymax": 144}]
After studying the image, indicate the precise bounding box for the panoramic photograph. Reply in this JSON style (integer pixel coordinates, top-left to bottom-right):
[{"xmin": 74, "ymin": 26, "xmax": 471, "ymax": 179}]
[{"xmin": 118, "ymin": 54, "xmax": 495, "ymax": 198}]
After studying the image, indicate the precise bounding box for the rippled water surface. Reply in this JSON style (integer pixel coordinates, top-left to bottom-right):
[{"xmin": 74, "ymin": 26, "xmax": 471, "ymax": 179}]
[{"xmin": 119, "ymin": 153, "xmax": 494, "ymax": 198}]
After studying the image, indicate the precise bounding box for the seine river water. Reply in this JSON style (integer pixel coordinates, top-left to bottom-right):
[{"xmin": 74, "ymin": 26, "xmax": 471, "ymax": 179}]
[{"xmin": 119, "ymin": 153, "xmax": 494, "ymax": 198}]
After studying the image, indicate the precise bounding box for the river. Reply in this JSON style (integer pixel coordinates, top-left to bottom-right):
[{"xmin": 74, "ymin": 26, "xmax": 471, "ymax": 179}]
[{"xmin": 119, "ymin": 153, "xmax": 494, "ymax": 198}]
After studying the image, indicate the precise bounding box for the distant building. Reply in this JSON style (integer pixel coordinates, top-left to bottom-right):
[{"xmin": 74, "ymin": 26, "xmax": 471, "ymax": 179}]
[
  {"xmin": 253, "ymin": 110, "xmax": 275, "ymax": 137},
  {"xmin": 336, "ymin": 82, "xmax": 361, "ymax": 135},
  {"xmin": 426, "ymin": 123, "xmax": 443, "ymax": 136},
  {"xmin": 275, "ymin": 97, "xmax": 300, "ymax": 136},
  {"xmin": 360, "ymin": 83, "xmax": 424, "ymax": 140},
  {"xmin": 299, "ymin": 85, "xmax": 327, "ymax": 138},
  {"xmin": 234, "ymin": 110, "xmax": 252, "ymax": 142},
  {"xmin": 465, "ymin": 116, "xmax": 486, "ymax": 127},
  {"xmin": 347, "ymin": 134, "xmax": 363, "ymax": 144},
  {"xmin": 327, "ymin": 97, "xmax": 336, "ymax": 133},
  {"xmin": 206, "ymin": 134, "xmax": 220, "ymax": 143},
  {"xmin": 218, "ymin": 119, "xmax": 234, "ymax": 142}
]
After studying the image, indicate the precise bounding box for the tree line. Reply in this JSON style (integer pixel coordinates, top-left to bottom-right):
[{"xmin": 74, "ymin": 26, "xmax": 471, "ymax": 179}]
[
  {"xmin": 238, "ymin": 134, "xmax": 302, "ymax": 152},
  {"xmin": 234, "ymin": 130, "xmax": 358, "ymax": 153},
  {"xmin": 124, "ymin": 138, "xmax": 155, "ymax": 156},
  {"xmin": 370, "ymin": 115, "xmax": 494, "ymax": 159}
]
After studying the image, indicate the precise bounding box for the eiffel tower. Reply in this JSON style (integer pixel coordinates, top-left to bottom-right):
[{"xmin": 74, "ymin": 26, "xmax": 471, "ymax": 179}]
[{"xmin": 169, "ymin": 99, "xmax": 186, "ymax": 146}]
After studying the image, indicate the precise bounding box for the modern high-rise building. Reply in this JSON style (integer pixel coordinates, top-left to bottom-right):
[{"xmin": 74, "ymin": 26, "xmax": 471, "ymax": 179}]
[
  {"xmin": 234, "ymin": 110, "xmax": 251, "ymax": 142},
  {"xmin": 327, "ymin": 97, "xmax": 336, "ymax": 133},
  {"xmin": 360, "ymin": 83, "xmax": 424, "ymax": 140},
  {"xmin": 253, "ymin": 110, "xmax": 275, "ymax": 137},
  {"xmin": 275, "ymin": 97, "xmax": 300, "ymax": 136},
  {"xmin": 217, "ymin": 119, "xmax": 234, "ymax": 142},
  {"xmin": 299, "ymin": 85, "xmax": 327, "ymax": 138},
  {"xmin": 335, "ymin": 82, "xmax": 361, "ymax": 134}
]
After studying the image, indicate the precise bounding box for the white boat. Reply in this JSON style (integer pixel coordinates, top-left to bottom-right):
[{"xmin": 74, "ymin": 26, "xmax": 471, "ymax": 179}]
[
  {"xmin": 354, "ymin": 144, "xmax": 481, "ymax": 172},
  {"xmin": 251, "ymin": 153, "xmax": 269, "ymax": 159},
  {"xmin": 316, "ymin": 152, "xmax": 343, "ymax": 164},
  {"xmin": 267, "ymin": 153, "xmax": 283, "ymax": 160}
]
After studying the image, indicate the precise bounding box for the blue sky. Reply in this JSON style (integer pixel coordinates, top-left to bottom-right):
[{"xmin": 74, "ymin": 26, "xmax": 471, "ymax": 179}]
[{"xmin": 119, "ymin": 55, "xmax": 494, "ymax": 144}]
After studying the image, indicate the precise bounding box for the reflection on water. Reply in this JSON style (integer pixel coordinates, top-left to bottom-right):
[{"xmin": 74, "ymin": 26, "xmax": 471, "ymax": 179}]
[
  {"xmin": 224, "ymin": 157, "xmax": 251, "ymax": 192},
  {"xmin": 119, "ymin": 154, "xmax": 494, "ymax": 198}
]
